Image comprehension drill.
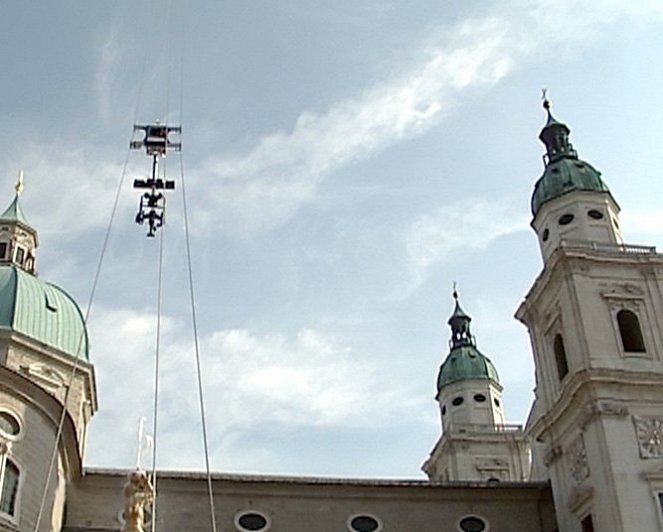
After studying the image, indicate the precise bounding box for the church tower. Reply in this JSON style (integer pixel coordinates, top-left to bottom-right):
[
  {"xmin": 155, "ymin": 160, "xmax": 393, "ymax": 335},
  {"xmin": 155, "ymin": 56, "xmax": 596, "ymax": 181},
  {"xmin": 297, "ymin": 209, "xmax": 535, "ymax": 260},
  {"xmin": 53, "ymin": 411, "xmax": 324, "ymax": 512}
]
[
  {"xmin": 423, "ymin": 291, "xmax": 530, "ymax": 483},
  {"xmin": 517, "ymin": 100, "xmax": 663, "ymax": 531},
  {"xmin": 0, "ymin": 177, "xmax": 97, "ymax": 531}
]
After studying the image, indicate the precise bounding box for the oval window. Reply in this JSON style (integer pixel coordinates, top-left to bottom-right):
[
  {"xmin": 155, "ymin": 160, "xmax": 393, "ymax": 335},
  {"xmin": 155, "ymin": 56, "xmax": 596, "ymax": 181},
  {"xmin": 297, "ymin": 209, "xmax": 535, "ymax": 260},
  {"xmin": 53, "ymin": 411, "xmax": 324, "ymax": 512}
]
[
  {"xmin": 459, "ymin": 516, "xmax": 487, "ymax": 532},
  {"xmin": 0, "ymin": 411, "xmax": 21, "ymax": 438},
  {"xmin": 349, "ymin": 515, "xmax": 380, "ymax": 532},
  {"xmin": 236, "ymin": 512, "xmax": 269, "ymax": 531},
  {"xmin": 587, "ymin": 209, "xmax": 603, "ymax": 220},
  {"xmin": 473, "ymin": 393, "xmax": 486, "ymax": 403},
  {"xmin": 494, "ymin": 398, "xmax": 500, "ymax": 408},
  {"xmin": 558, "ymin": 213, "xmax": 574, "ymax": 225},
  {"xmin": 542, "ymin": 228, "xmax": 549, "ymax": 242},
  {"xmin": 452, "ymin": 396, "xmax": 464, "ymax": 407},
  {"xmin": 441, "ymin": 405, "xmax": 447, "ymax": 416}
]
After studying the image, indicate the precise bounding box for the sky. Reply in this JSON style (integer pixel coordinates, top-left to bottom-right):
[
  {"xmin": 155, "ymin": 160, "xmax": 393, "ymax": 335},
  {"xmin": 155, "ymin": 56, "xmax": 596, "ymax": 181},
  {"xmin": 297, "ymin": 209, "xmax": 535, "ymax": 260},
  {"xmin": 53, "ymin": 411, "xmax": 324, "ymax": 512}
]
[{"xmin": 1, "ymin": 0, "xmax": 663, "ymax": 479}]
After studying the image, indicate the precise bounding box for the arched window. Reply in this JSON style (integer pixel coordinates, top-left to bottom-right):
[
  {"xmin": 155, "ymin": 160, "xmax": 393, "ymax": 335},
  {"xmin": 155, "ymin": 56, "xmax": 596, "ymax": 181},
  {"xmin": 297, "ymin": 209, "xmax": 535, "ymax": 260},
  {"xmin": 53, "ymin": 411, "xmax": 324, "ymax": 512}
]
[
  {"xmin": 0, "ymin": 458, "xmax": 19, "ymax": 517},
  {"xmin": 554, "ymin": 334, "xmax": 569, "ymax": 380},
  {"xmin": 617, "ymin": 310, "xmax": 646, "ymax": 352}
]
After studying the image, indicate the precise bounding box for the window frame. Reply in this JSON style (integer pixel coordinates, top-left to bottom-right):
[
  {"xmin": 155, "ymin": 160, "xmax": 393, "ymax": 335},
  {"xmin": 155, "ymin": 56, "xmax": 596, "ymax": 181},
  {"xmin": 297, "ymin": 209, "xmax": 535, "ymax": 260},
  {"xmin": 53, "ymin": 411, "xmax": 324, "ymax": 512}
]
[
  {"xmin": 346, "ymin": 513, "xmax": 383, "ymax": 532},
  {"xmin": 0, "ymin": 453, "xmax": 22, "ymax": 524},
  {"xmin": 456, "ymin": 514, "xmax": 490, "ymax": 532},
  {"xmin": 234, "ymin": 510, "xmax": 271, "ymax": 532}
]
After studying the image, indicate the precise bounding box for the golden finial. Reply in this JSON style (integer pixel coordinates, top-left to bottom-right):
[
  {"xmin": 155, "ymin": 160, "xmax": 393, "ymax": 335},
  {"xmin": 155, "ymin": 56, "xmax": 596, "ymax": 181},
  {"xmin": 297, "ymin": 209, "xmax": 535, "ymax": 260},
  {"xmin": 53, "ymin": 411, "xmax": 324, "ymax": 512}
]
[{"xmin": 14, "ymin": 171, "xmax": 24, "ymax": 197}]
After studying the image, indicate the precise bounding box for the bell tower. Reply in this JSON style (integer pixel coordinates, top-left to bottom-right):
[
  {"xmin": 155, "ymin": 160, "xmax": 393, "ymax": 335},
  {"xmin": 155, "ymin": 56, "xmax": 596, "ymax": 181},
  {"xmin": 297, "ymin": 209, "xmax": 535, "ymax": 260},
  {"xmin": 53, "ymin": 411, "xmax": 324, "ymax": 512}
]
[
  {"xmin": 517, "ymin": 99, "xmax": 663, "ymax": 531},
  {"xmin": 423, "ymin": 291, "xmax": 530, "ymax": 483}
]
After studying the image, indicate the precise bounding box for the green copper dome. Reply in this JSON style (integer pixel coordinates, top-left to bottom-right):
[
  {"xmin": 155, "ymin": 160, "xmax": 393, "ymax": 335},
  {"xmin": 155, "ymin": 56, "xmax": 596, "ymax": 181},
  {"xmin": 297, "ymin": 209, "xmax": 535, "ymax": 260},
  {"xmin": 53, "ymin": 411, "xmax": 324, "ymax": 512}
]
[
  {"xmin": 437, "ymin": 345, "xmax": 500, "ymax": 389},
  {"xmin": 436, "ymin": 294, "xmax": 500, "ymax": 392},
  {"xmin": 531, "ymin": 100, "xmax": 613, "ymax": 216},
  {"xmin": 0, "ymin": 265, "xmax": 89, "ymax": 360},
  {"xmin": 531, "ymin": 158, "xmax": 610, "ymax": 216}
]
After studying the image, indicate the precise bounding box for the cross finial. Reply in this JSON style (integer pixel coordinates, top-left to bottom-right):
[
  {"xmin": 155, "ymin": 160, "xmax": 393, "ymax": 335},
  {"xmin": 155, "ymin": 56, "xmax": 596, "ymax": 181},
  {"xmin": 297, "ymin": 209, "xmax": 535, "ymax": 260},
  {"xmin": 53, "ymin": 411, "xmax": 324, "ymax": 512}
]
[
  {"xmin": 14, "ymin": 171, "xmax": 24, "ymax": 197},
  {"xmin": 542, "ymin": 88, "xmax": 551, "ymax": 111},
  {"xmin": 452, "ymin": 281, "xmax": 459, "ymax": 301}
]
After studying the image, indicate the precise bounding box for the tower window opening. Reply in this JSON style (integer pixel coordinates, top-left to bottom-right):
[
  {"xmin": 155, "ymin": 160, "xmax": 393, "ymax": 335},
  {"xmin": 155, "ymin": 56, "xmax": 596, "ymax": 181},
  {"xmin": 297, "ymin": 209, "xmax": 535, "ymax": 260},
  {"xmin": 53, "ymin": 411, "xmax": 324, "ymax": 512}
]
[
  {"xmin": 0, "ymin": 411, "xmax": 20, "ymax": 439},
  {"xmin": 554, "ymin": 334, "xmax": 569, "ymax": 380},
  {"xmin": 580, "ymin": 513, "xmax": 595, "ymax": 532},
  {"xmin": 452, "ymin": 396, "xmax": 464, "ymax": 407},
  {"xmin": 617, "ymin": 309, "xmax": 646, "ymax": 352},
  {"xmin": 13, "ymin": 247, "xmax": 24, "ymax": 266},
  {"xmin": 542, "ymin": 228, "xmax": 549, "ymax": 242},
  {"xmin": 0, "ymin": 458, "xmax": 19, "ymax": 517},
  {"xmin": 587, "ymin": 209, "xmax": 603, "ymax": 220},
  {"xmin": 441, "ymin": 405, "xmax": 446, "ymax": 416},
  {"xmin": 473, "ymin": 393, "xmax": 486, "ymax": 403},
  {"xmin": 558, "ymin": 213, "xmax": 574, "ymax": 226},
  {"xmin": 0, "ymin": 242, "xmax": 6, "ymax": 259}
]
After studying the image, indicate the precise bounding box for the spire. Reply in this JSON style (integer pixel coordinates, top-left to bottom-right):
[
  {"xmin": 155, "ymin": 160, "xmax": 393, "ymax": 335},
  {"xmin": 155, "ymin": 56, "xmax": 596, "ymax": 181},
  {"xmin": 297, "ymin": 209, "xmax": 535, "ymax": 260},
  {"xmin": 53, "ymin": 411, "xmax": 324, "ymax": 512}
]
[
  {"xmin": 0, "ymin": 171, "xmax": 31, "ymax": 227},
  {"xmin": 539, "ymin": 90, "xmax": 577, "ymax": 163},
  {"xmin": 447, "ymin": 286, "xmax": 475, "ymax": 349}
]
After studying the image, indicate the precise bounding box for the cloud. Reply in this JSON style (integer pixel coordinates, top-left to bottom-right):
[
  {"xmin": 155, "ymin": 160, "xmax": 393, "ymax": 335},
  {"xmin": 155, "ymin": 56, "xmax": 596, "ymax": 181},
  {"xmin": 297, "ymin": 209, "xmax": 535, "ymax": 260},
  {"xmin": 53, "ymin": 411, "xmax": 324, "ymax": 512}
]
[
  {"xmin": 406, "ymin": 199, "xmax": 527, "ymax": 283},
  {"xmin": 200, "ymin": 19, "xmax": 513, "ymax": 232},
  {"xmin": 96, "ymin": 31, "xmax": 120, "ymax": 125},
  {"xmin": 196, "ymin": 0, "xmax": 663, "ymax": 234},
  {"xmin": 85, "ymin": 307, "xmax": 414, "ymax": 469}
]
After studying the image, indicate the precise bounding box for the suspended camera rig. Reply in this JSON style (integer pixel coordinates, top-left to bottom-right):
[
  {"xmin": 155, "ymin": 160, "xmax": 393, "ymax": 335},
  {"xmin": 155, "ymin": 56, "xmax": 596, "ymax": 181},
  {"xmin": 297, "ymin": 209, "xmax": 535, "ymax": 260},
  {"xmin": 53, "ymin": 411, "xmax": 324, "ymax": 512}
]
[{"xmin": 130, "ymin": 122, "xmax": 181, "ymax": 237}]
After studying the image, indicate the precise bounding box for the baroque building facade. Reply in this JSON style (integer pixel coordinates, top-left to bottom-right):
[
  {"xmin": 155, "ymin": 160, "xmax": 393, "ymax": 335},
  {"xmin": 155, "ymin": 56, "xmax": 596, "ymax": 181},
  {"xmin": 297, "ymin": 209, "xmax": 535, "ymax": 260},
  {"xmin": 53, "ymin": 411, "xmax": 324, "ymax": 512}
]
[{"xmin": 0, "ymin": 102, "xmax": 659, "ymax": 530}]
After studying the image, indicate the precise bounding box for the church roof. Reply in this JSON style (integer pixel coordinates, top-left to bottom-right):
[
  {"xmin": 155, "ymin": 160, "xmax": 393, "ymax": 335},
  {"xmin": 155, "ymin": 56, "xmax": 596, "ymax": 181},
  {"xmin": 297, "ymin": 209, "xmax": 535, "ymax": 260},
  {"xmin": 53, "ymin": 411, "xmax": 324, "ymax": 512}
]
[
  {"xmin": 437, "ymin": 293, "xmax": 500, "ymax": 391},
  {"xmin": 0, "ymin": 194, "xmax": 31, "ymax": 227},
  {"xmin": 0, "ymin": 265, "xmax": 89, "ymax": 360},
  {"xmin": 437, "ymin": 345, "xmax": 500, "ymax": 389},
  {"xmin": 531, "ymin": 99, "xmax": 614, "ymax": 216}
]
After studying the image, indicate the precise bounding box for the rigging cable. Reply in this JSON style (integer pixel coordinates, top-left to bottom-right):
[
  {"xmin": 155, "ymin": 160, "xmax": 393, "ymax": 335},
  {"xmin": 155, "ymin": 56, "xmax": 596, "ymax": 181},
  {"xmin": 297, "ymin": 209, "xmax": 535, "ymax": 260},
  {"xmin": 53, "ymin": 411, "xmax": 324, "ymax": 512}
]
[
  {"xmin": 180, "ymin": 147, "xmax": 219, "ymax": 532},
  {"xmin": 149, "ymin": 206, "xmax": 166, "ymax": 532},
  {"xmin": 33, "ymin": 143, "xmax": 134, "ymax": 532},
  {"xmin": 33, "ymin": 21, "xmax": 152, "ymax": 532}
]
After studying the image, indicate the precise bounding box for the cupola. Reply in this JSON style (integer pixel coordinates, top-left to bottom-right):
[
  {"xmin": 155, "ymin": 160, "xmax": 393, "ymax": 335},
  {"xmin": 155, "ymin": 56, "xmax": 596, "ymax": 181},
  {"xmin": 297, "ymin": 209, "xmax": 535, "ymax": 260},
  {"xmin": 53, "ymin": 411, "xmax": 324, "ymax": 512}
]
[
  {"xmin": 436, "ymin": 290, "xmax": 504, "ymax": 432},
  {"xmin": 530, "ymin": 97, "xmax": 624, "ymax": 262}
]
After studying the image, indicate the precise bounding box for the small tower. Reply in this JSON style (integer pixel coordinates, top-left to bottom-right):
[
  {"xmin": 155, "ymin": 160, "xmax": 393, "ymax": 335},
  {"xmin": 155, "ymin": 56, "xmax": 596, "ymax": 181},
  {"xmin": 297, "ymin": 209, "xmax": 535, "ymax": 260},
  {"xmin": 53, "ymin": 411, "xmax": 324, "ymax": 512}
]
[
  {"xmin": 531, "ymin": 97, "xmax": 623, "ymax": 262},
  {"xmin": 423, "ymin": 291, "xmax": 530, "ymax": 483},
  {"xmin": 518, "ymin": 100, "xmax": 663, "ymax": 531},
  {"xmin": 0, "ymin": 176, "xmax": 97, "ymax": 531},
  {"xmin": 0, "ymin": 172, "xmax": 38, "ymax": 274}
]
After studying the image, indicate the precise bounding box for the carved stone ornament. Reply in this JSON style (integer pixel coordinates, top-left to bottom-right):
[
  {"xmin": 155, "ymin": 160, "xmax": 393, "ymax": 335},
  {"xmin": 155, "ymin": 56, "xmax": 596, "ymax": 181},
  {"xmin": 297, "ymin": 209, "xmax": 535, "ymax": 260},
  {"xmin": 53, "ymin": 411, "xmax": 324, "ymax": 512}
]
[
  {"xmin": 475, "ymin": 457, "xmax": 509, "ymax": 471},
  {"xmin": 544, "ymin": 445, "xmax": 562, "ymax": 467},
  {"xmin": 569, "ymin": 435, "xmax": 590, "ymax": 483},
  {"xmin": 633, "ymin": 416, "xmax": 663, "ymax": 459},
  {"xmin": 580, "ymin": 400, "xmax": 629, "ymax": 429},
  {"xmin": 601, "ymin": 282, "xmax": 645, "ymax": 302}
]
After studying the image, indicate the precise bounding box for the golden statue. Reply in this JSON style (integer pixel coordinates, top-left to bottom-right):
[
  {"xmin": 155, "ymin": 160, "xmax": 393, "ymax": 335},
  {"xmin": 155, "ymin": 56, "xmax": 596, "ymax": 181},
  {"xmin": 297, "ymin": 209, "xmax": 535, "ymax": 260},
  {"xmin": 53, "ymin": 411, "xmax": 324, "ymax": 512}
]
[{"xmin": 122, "ymin": 470, "xmax": 154, "ymax": 532}]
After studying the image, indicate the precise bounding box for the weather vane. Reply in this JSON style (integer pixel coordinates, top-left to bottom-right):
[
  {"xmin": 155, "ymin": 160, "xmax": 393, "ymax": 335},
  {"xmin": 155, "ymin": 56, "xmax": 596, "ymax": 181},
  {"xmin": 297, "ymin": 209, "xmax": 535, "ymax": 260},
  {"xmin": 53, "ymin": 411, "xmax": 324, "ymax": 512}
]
[{"xmin": 541, "ymin": 88, "xmax": 551, "ymax": 110}]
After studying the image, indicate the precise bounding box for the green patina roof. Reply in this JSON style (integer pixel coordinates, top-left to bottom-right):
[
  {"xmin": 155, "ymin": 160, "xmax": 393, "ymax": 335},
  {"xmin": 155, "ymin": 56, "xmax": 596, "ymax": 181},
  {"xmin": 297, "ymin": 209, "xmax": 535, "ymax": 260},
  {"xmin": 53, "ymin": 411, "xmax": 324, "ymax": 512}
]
[
  {"xmin": 531, "ymin": 157, "xmax": 611, "ymax": 215},
  {"xmin": 531, "ymin": 105, "xmax": 614, "ymax": 216},
  {"xmin": 0, "ymin": 195, "xmax": 31, "ymax": 227},
  {"xmin": 0, "ymin": 265, "xmax": 89, "ymax": 360},
  {"xmin": 437, "ymin": 345, "xmax": 499, "ymax": 390},
  {"xmin": 437, "ymin": 294, "xmax": 500, "ymax": 392}
]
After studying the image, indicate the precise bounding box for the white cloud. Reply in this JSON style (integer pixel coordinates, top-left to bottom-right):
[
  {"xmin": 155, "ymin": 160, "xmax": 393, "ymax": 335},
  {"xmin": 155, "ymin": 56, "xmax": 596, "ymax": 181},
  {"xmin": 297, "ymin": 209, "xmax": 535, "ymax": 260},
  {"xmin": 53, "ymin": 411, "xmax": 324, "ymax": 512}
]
[
  {"xmin": 96, "ymin": 31, "xmax": 120, "ymax": 125},
  {"xmin": 197, "ymin": 0, "xmax": 663, "ymax": 233},
  {"xmin": 85, "ymin": 307, "xmax": 415, "ymax": 469},
  {"xmin": 406, "ymin": 199, "xmax": 527, "ymax": 282}
]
